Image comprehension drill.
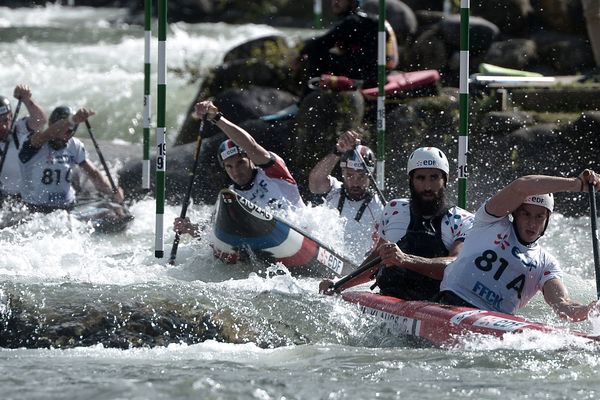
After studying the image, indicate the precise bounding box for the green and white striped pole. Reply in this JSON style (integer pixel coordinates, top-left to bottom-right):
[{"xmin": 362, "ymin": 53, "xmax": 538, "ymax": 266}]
[
  {"xmin": 458, "ymin": 0, "xmax": 470, "ymax": 209},
  {"xmin": 155, "ymin": 0, "xmax": 167, "ymax": 258},
  {"xmin": 376, "ymin": 0, "xmax": 386, "ymax": 191},
  {"xmin": 142, "ymin": 0, "xmax": 152, "ymax": 190},
  {"xmin": 313, "ymin": 0, "xmax": 322, "ymax": 29}
]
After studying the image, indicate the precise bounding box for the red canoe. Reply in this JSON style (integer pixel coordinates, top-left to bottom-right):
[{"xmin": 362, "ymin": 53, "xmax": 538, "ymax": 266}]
[
  {"xmin": 342, "ymin": 291, "xmax": 599, "ymax": 346},
  {"xmin": 361, "ymin": 70, "xmax": 440, "ymax": 100}
]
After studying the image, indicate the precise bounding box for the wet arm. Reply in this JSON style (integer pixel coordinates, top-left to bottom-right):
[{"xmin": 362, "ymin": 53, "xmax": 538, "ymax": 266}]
[
  {"xmin": 379, "ymin": 240, "xmax": 464, "ymax": 280},
  {"xmin": 28, "ymin": 119, "xmax": 72, "ymax": 148},
  {"xmin": 13, "ymin": 85, "xmax": 47, "ymax": 132},
  {"xmin": 80, "ymin": 160, "xmax": 123, "ymax": 201},
  {"xmin": 486, "ymin": 175, "xmax": 586, "ymax": 217},
  {"xmin": 308, "ymin": 153, "xmax": 337, "ymax": 194},
  {"xmin": 213, "ymin": 116, "xmax": 271, "ymax": 165},
  {"xmin": 309, "ymin": 130, "xmax": 360, "ymax": 194},
  {"xmin": 543, "ymin": 278, "xmax": 597, "ymax": 322},
  {"xmin": 22, "ymin": 97, "xmax": 47, "ymax": 132}
]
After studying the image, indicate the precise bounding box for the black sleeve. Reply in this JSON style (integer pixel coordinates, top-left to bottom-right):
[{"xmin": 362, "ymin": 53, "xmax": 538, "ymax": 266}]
[
  {"xmin": 19, "ymin": 140, "xmax": 41, "ymax": 163},
  {"xmin": 255, "ymin": 152, "xmax": 276, "ymax": 169},
  {"xmin": 301, "ymin": 17, "xmax": 355, "ymax": 56}
]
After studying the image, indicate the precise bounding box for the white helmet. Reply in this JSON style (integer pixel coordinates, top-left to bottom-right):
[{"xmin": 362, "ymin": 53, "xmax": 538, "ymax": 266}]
[
  {"xmin": 407, "ymin": 147, "xmax": 449, "ymax": 175},
  {"xmin": 522, "ymin": 193, "xmax": 554, "ymax": 213}
]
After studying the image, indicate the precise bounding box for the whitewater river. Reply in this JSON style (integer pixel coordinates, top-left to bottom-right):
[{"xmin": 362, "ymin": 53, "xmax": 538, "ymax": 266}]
[{"xmin": 1, "ymin": 5, "xmax": 600, "ymax": 400}]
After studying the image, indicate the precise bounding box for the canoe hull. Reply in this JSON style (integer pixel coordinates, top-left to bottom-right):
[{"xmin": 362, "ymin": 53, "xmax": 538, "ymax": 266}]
[
  {"xmin": 342, "ymin": 291, "xmax": 598, "ymax": 346},
  {"xmin": 212, "ymin": 189, "xmax": 356, "ymax": 277}
]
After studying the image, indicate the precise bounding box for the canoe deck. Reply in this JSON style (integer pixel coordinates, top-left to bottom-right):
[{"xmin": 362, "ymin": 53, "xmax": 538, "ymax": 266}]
[{"xmin": 342, "ymin": 291, "xmax": 598, "ymax": 346}]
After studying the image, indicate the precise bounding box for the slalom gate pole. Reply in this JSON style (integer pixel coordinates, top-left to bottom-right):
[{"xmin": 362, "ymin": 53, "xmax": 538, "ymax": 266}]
[
  {"xmin": 154, "ymin": 0, "xmax": 167, "ymax": 258},
  {"xmin": 142, "ymin": 0, "xmax": 152, "ymax": 190},
  {"xmin": 313, "ymin": 0, "xmax": 322, "ymax": 29},
  {"xmin": 376, "ymin": 0, "xmax": 386, "ymax": 192},
  {"xmin": 457, "ymin": 0, "xmax": 470, "ymax": 209}
]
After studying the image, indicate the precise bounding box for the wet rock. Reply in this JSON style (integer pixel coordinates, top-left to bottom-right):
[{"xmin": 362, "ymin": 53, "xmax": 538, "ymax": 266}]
[
  {"xmin": 179, "ymin": 82, "xmax": 298, "ymax": 144},
  {"xmin": 562, "ymin": 112, "xmax": 600, "ymax": 167},
  {"xmin": 536, "ymin": 0, "xmax": 587, "ymax": 36},
  {"xmin": 532, "ymin": 31, "xmax": 595, "ymax": 74},
  {"xmin": 362, "ymin": 0, "xmax": 418, "ymax": 43},
  {"xmin": 440, "ymin": 15, "xmax": 500, "ymax": 56},
  {"xmin": 223, "ymin": 35, "xmax": 292, "ymax": 64},
  {"xmin": 409, "ymin": 25, "xmax": 448, "ymax": 71},
  {"xmin": 471, "ymin": 0, "xmax": 533, "ymax": 36},
  {"xmin": 509, "ymin": 87, "xmax": 600, "ymax": 113},
  {"xmin": 484, "ymin": 39, "xmax": 539, "ymax": 70},
  {"xmin": 294, "ymin": 89, "xmax": 365, "ymax": 172},
  {"xmin": 479, "ymin": 111, "xmax": 535, "ymax": 136}
]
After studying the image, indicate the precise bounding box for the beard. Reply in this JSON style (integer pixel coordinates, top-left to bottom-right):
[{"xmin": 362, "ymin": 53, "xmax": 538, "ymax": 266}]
[
  {"xmin": 344, "ymin": 184, "xmax": 368, "ymax": 201},
  {"xmin": 49, "ymin": 140, "xmax": 67, "ymax": 150},
  {"xmin": 409, "ymin": 184, "xmax": 448, "ymax": 217}
]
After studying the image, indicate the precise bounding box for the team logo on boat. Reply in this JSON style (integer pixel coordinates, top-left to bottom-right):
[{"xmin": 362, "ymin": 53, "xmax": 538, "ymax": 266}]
[
  {"xmin": 472, "ymin": 315, "xmax": 529, "ymax": 332},
  {"xmin": 317, "ymin": 247, "xmax": 344, "ymax": 275},
  {"xmin": 450, "ymin": 310, "xmax": 486, "ymax": 326},
  {"xmin": 237, "ymin": 196, "xmax": 273, "ymax": 221},
  {"xmin": 361, "ymin": 306, "xmax": 421, "ymax": 336}
]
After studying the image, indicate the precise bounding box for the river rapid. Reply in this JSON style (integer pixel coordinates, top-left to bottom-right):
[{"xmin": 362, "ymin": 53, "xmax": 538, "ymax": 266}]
[{"xmin": 1, "ymin": 5, "xmax": 600, "ymax": 400}]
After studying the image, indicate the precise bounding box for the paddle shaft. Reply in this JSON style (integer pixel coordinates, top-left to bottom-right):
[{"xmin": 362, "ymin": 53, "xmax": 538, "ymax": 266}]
[
  {"xmin": 332, "ymin": 255, "xmax": 382, "ymax": 291},
  {"xmin": 84, "ymin": 120, "xmax": 118, "ymax": 194},
  {"xmin": 277, "ymin": 212, "xmax": 358, "ymax": 275},
  {"xmin": 353, "ymin": 146, "xmax": 387, "ymax": 205},
  {"xmin": 169, "ymin": 117, "xmax": 206, "ymax": 265},
  {"xmin": 589, "ymin": 183, "xmax": 600, "ymax": 299},
  {"xmin": 0, "ymin": 99, "xmax": 22, "ymax": 186}
]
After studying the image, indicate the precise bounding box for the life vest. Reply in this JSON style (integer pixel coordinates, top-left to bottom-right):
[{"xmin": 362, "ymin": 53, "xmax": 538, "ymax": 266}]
[
  {"xmin": 336, "ymin": 188, "xmax": 374, "ymax": 222},
  {"xmin": 397, "ymin": 210, "xmax": 449, "ymax": 258},
  {"xmin": 375, "ymin": 208, "xmax": 450, "ymax": 301}
]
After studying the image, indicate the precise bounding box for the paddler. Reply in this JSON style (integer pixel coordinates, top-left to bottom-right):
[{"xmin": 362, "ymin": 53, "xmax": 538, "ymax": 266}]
[
  {"xmin": 293, "ymin": 0, "xmax": 398, "ymax": 93},
  {"xmin": 174, "ymin": 99, "xmax": 305, "ymax": 239},
  {"xmin": 439, "ymin": 171, "xmax": 600, "ymax": 321},
  {"xmin": 18, "ymin": 106, "xmax": 125, "ymax": 212},
  {"xmin": 0, "ymin": 84, "xmax": 47, "ymax": 202},
  {"xmin": 320, "ymin": 147, "xmax": 474, "ymax": 301},
  {"xmin": 308, "ymin": 130, "xmax": 384, "ymax": 262}
]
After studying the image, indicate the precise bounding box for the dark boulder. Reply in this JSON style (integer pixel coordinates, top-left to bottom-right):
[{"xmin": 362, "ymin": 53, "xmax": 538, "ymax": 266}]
[
  {"xmin": 362, "ymin": 0, "xmax": 418, "ymax": 43},
  {"xmin": 178, "ymin": 85, "xmax": 297, "ymax": 144},
  {"xmin": 484, "ymin": 39, "xmax": 538, "ymax": 70},
  {"xmin": 440, "ymin": 15, "xmax": 500, "ymax": 56},
  {"xmin": 471, "ymin": 0, "xmax": 533, "ymax": 36},
  {"xmin": 535, "ymin": 0, "xmax": 587, "ymax": 36}
]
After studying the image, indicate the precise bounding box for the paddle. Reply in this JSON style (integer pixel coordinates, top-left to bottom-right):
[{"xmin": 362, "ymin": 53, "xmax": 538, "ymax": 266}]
[
  {"xmin": 589, "ymin": 182, "xmax": 600, "ymax": 299},
  {"xmin": 0, "ymin": 99, "xmax": 22, "ymax": 188},
  {"xmin": 353, "ymin": 145, "xmax": 387, "ymax": 205},
  {"xmin": 331, "ymin": 255, "xmax": 382, "ymax": 292},
  {"xmin": 84, "ymin": 120, "xmax": 119, "ymax": 195},
  {"xmin": 169, "ymin": 116, "xmax": 207, "ymax": 265},
  {"xmin": 276, "ymin": 211, "xmax": 359, "ymax": 275}
]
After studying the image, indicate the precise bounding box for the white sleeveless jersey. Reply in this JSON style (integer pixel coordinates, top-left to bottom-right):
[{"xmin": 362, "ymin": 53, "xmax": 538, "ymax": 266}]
[
  {"xmin": 324, "ymin": 176, "xmax": 384, "ymax": 260},
  {"xmin": 233, "ymin": 153, "xmax": 305, "ymax": 211},
  {"xmin": 440, "ymin": 201, "xmax": 562, "ymax": 314},
  {"xmin": 20, "ymin": 138, "xmax": 87, "ymax": 207},
  {"xmin": 377, "ymin": 198, "xmax": 474, "ymax": 248},
  {"xmin": 1, "ymin": 118, "xmax": 33, "ymax": 195}
]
